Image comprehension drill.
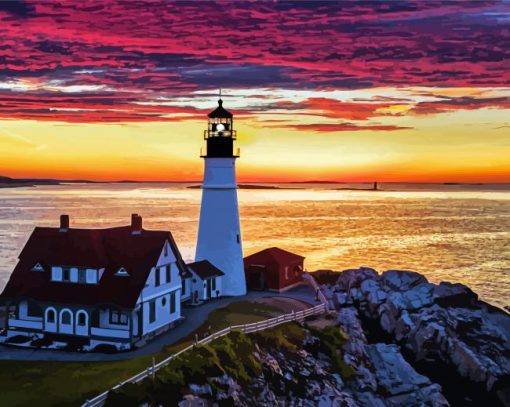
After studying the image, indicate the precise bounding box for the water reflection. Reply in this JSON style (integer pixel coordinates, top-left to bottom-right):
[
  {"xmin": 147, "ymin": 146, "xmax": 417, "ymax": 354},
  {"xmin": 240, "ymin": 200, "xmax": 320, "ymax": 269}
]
[{"xmin": 0, "ymin": 183, "xmax": 508, "ymax": 308}]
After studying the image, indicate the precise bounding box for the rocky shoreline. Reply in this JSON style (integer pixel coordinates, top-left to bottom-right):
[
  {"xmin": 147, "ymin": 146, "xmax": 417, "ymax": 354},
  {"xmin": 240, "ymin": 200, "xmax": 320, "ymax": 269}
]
[
  {"xmin": 316, "ymin": 267, "xmax": 510, "ymax": 406},
  {"xmin": 107, "ymin": 269, "xmax": 510, "ymax": 406}
]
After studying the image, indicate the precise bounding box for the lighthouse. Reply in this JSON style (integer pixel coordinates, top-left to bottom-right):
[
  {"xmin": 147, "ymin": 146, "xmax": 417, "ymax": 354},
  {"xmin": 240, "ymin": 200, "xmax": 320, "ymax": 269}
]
[{"xmin": 195, "ymin": 97, "xmax": 247, "ymax": 296}]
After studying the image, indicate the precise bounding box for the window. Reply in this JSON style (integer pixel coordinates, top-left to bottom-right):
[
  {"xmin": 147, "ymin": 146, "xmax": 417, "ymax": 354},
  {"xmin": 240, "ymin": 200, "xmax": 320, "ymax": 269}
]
[
  {"xmin": 285, "ymin": 266, "xmax": 289, "ymax": 280},
  {"xmin": 28, "ymin": 301, "xmax": 42, "ymax": 317},
  {"xmin": 115, "ymin": 267, "xmax": 129, "ymax": 276},
  {"xmin": 46, "ymin": 309, "xmax": 55, "ymax": 323},
  {"xmin": 161, "ymin": 297, "xmax": 167, "ymax": 306},
  {"xmin": 31, "ymin": 263, "xmax": 44, "ymax": 272},
  {"xmin": 110, "ymin": 310, "xmax": 128, "ymax": 325},
  {"xmin": 294, "ymin": 265, "xmax": 301, "ymax": 276},
  {"xmin": 61, "ymin": 311, "xmax": 71, "ymax": 324},
  {"xmin": 155, "ymin": 268, "xmax": 161, "ymax": 286},
  {"xmin": 86, "ymin": 269, "xmax": 97, "ymax": 283},
  {"xmin": 170, "ymin": 292, "xmax": 176, "ymax": 314},
  {"xmin": 149, "ymin": 301, "xmax": 156, "ymax": 323},
  {"xmin": 166, "ymin": 266, "xmax": 171, "ymax": 284},
  {"xmin": 51, "ymin": 267, "xmax": 62, "ymax": 281},
  {"xmin": 63, "ymin": 268, "xmax": 71, "ymax": 282},
  {"xmin": 212, "ymin": 277, "xmax": 216, "ymax": 291},
  {"xmin": 236, "ymin": 234, "xmax": 240, "ymax": 244},
  {"xmin": 77, "ymin": 312, "xmax": 86, "ymax": 326}
]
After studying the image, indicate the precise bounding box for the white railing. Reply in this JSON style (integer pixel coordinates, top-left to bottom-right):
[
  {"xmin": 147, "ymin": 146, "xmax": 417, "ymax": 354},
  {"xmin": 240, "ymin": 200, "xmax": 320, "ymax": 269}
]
[
  {"xmin": 82, "ymin": 303, "xmax": 325, "ymax": 407},
  {"xmin": 303, "ymin": 272, "xmax": 330, "ymax": 311},
  {"xmin": 8, "ymin": 319, "xmax": 43, "ymax": 329},
  {"xmin": 91, "ymin": 327, "xmax": 130, "ymax": 339}
]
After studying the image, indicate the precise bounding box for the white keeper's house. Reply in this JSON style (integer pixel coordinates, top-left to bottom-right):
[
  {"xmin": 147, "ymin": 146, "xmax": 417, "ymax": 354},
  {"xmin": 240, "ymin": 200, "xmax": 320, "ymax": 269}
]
[{"xmin": 0, "ymin": 214, "xmax": 195, "ymax": 351}]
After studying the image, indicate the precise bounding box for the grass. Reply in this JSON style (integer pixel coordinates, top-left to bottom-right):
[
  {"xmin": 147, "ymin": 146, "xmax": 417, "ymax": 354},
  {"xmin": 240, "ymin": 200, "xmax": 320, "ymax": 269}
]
[
  {"xmin": 106, "ymin": 320, "xmax": 353, "ymax": 406},
  {"xmin": 0, "ymin": 300, "xmax": 280, "ymax": 407}
]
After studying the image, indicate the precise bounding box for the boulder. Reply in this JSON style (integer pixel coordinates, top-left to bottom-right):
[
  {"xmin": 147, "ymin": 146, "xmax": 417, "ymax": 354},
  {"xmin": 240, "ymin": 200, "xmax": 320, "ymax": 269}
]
[
  {"xmin": 366, "ymin": 343, "xmax": 449, "ymax": 406},
  {"xmin": 335, "ymin": 267, "xmax": 378, "ymax": 291},
  {"xmin": 360, "ymin": 278, "xmax": 387, "ymax": 310},
  {"xmin": 433, "ymin": 282, "xmax": 478, "ymax": 308},
  {"xmin": 380, "ymin": 269, "xmax": 428, "ymax": 291}
]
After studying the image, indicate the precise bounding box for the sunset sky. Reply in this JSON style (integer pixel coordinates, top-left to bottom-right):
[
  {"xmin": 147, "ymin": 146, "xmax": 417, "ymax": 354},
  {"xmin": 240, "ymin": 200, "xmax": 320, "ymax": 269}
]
[{"xmin": 0, "ymin": 0, "xmax": 509, "ymax": 182}]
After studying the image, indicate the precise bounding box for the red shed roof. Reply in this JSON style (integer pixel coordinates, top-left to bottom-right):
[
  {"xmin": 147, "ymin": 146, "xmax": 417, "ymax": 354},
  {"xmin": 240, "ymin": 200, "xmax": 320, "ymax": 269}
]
[
  {"xmin": 0, "ymin": 225, "xmax": 188, "ymax": 309},
  {"xmin": 244, "ymin": 247, "xmax": 305, "ymax": 264}
]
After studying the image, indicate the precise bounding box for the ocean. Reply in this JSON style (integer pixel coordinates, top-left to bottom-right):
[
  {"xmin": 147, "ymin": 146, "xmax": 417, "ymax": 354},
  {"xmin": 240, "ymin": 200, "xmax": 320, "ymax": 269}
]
[{"xmin": 0, "ymin": 183, "xmax": 509, "ymax": 309}]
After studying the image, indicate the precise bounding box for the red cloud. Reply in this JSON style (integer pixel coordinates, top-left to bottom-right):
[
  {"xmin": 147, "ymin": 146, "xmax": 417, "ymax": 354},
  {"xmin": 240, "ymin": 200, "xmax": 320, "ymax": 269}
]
[
  {"xmin": 272, "ymin": 123, "xmax": 412, "ymax": 132},
  {"xmin": 0, "ymin": 1, "xmax": 509, "ymax": 123},
  {"xmin": 410, "ymin": 96, "xmax": 510, "ymax": 115}
]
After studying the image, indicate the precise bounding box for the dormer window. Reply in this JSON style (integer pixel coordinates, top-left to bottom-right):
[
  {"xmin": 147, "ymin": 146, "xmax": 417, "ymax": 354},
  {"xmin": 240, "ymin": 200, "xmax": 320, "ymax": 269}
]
[
  {"xmin": 115, "ymin": 267, "xmax": 129, "ymax": 276},
  {"xmin": 31, "ymin": 263, "xmax": 45, "ymax": 272}
]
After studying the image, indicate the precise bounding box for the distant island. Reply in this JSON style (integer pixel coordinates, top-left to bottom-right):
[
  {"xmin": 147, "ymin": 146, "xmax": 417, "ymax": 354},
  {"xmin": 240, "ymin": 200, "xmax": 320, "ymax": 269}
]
[
  {"xmin": 0, "ymin": 176, "xmax": 66, "ymax": 188},
  {"xmin": 334, "ymin": 182, "xmax": 379, "ymax": 191},
  {"xmin": 187, "ymin": 184, "xmax": 303, "ymax": 190}
]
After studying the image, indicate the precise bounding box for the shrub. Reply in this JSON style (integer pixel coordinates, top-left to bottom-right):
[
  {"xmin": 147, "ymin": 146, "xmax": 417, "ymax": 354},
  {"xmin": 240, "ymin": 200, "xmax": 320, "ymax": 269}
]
[
  {"xmin": 5, "ymin": 335, "xmax": 30, "ymax": 344},
  {"xmin": 31, "ymin": 336, "xmax": 53, "ymax": 348},
  {"xmin": 252, "ymin": 322, "xmax": 304, "ymax": 352},
  {"xmin": 308, "ymin": 325, "xmax": 355, "ymax": 379},
  {"xmin": 93, "ymin": 344, "xmax": 118, "ymax": 354}
]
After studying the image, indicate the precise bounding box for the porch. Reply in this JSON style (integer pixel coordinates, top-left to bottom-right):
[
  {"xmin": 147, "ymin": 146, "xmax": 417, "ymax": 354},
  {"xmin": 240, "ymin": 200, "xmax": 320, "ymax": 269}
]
[{"xmin": 3, "ymin": 300, "xmax": 137, "ymax": 343}]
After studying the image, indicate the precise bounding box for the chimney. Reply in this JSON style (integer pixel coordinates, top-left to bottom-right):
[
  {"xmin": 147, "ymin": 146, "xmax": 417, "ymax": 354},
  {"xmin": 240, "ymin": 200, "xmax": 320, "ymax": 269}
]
[
  {"xmin": 59, "ymin": 214, "xmax": 69, "ymax": 232},
  {"xmin": 131, "ymin": 214, "xmax": 142, "ymax": 235}
]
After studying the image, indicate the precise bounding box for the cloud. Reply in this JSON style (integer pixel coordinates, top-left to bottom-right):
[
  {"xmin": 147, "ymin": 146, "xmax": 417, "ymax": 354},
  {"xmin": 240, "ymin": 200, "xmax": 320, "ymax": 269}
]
[
  {"xmin": 409, "ymin": 96, "xmax": 510, "ymax": 115},
  {"xmin": 272, "ymin": 123, "xmax": 412, "ymax": 133},
  {"xmin": 0, "ymin": 1, "xmax": 508, "ymax": 122}
]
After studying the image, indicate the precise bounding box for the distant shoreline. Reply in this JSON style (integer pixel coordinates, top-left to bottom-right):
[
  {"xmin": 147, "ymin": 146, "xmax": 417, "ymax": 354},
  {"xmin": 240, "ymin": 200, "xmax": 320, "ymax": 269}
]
[{"xmin": 1, "ymin": 176, "xmax": 509, "ymax": 189}]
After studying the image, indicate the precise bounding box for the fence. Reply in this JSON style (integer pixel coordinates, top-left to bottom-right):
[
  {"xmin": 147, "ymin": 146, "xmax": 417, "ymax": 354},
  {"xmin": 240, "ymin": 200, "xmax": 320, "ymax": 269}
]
[
  {"xmin": 83, "ymin": 302, "xmax": 326, "ymax": 407},
  {"xmin": 303, "ymin": 272, "xmax": 330, "ymax": 311}
]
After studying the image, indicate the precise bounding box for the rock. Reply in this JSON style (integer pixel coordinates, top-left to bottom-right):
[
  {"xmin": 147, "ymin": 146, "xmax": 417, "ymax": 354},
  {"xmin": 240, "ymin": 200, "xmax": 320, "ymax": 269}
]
[
  {"xmin": 380, "ymin": 269, "xmax": 428, "ymax": 291},
  {"xmin": 337, "ymin": 307, "xmax": 368, "ymax": 358},
  {"xmin": 366, "ymin": 343, "xmax": 449, "ymax": 406},
  {"xmin": 326, "ymin": 267, "xmax": 510, "ymax": 402},
  {"xmin": 334, "ymin": 291, "xmax": 352, "ymax": 307},
  {"xmin": 388, "ymin": 283, "xmax": 435, "ymax": 311},
  {"xmin": 433, "ymin": 282, "xmax": 478, "ymax": 308},
  {"xmin": 178, "ymin": 395, "xmax": 209, "ymax": 407},
  {"xmin": 188, "ymin": 383, "xmax": 212, "ymax": 396},
  {"xmin": 335, "ymin": 267, "xmax": 378, "ymax": 291},
  {"xmin": 360, "ymin": 278, "xmax": 387, "ymax": 310}
]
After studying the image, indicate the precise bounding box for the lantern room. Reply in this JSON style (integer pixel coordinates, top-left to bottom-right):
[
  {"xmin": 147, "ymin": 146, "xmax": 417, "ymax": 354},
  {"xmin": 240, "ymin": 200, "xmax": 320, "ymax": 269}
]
[{"xmin": 202, "ymin": 99, "xmax": 239, "ymax": 158}]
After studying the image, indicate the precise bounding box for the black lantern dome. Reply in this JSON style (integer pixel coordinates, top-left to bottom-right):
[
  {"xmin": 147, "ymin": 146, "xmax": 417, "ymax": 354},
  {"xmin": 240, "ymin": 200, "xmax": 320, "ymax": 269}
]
[
  {"xmin": 207, "ymin": 99, "xmax": 232, "ymax": 119},
  {"xmin": 202, "ymin": 98, "xmax": 238, "ymax": 158}
]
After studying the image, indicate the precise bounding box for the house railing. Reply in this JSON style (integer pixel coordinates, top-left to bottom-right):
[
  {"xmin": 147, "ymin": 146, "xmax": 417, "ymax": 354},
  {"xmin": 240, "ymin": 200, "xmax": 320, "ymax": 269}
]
[
  {"xmin": 303, "ymin": 272, "xmax": 330, "ymax": 312},
  {"xmin": 82, "ymin": 302, "xmax": 326, "ymax": 407}
]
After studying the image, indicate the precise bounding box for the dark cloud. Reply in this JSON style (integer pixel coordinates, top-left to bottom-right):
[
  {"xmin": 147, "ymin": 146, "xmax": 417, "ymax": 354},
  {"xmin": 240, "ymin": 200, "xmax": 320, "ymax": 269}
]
[
  {"xmin": 0, "ymin": 1, "xmax": 35, "ymax": 17},
  {"xmin": 0, "ymin": 0, "xmax": 508, "ymax": 122}
]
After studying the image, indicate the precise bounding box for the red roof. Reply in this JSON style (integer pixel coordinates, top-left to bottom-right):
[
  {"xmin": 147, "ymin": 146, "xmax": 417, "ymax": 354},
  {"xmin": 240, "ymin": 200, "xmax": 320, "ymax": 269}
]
[
  {"xmin": 244, "ymin": 247, "xmax": 305, "ymax": 264},
  {"xmin": 0, "ymin": 226, "xmax": 188, "ymax": 309}
]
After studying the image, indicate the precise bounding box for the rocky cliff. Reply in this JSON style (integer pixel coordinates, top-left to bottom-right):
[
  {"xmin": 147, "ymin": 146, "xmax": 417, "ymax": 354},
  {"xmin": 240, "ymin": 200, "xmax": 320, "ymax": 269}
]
[
  {"xmin": 320, "ymin": 267, "xmax": 510, "ymax": 406},
  {"xmin": 106, "ymin": 269, "xmax": 510, "ymax": 407}
]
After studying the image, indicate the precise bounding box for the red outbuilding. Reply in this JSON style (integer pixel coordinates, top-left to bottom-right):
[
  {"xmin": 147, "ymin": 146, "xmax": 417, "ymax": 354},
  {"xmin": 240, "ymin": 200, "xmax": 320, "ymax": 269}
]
[{"xmin": 244, "ymin": 247, "xmax": 305, "ymax": 292}]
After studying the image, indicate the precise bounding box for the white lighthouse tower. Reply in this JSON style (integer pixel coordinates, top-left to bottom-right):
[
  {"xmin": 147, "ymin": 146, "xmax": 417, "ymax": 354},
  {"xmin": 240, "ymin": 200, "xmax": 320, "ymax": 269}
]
[{"xmin": 195, "ymin": 97, "xmax": 247, "ymax": 296}]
